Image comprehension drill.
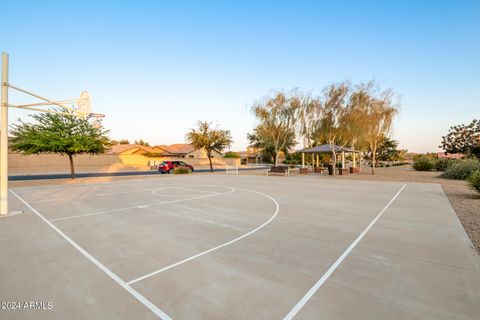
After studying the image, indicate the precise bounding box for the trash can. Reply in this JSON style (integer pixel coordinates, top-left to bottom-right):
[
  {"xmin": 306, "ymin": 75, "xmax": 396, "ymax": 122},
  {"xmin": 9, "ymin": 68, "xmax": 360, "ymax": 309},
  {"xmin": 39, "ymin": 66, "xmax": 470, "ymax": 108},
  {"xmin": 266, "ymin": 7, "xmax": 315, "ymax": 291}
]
[{"xmin": 328, "ymin": 164, "xmax": 334, "ymax": 175}]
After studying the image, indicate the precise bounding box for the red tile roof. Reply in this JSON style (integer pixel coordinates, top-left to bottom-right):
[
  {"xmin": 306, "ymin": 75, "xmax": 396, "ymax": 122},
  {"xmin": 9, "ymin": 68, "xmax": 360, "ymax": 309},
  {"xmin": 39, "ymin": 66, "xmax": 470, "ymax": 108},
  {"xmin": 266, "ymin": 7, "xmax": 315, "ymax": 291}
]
[
  {"xmin": 107, "ymin": 144, "xmax": 155, "ymax": 154},
  {"xmin": 108, "ymin": 143, "xmax": 196, "ymax": 155},
  {"xmin": 157, "ymin": 144, "xmax": 195, "ymax": 154},
  {"xmin": 437, "ymin": 152, "xmax": 464, "ymax": 159}
]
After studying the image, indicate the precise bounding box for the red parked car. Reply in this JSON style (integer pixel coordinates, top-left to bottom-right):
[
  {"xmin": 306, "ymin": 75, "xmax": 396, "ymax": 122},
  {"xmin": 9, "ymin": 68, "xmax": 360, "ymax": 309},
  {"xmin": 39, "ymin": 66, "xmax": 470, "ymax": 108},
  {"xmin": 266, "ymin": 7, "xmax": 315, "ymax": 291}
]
[{"xmin": 158, "ymin": 161, "xmax": 194, "ymax": 174}]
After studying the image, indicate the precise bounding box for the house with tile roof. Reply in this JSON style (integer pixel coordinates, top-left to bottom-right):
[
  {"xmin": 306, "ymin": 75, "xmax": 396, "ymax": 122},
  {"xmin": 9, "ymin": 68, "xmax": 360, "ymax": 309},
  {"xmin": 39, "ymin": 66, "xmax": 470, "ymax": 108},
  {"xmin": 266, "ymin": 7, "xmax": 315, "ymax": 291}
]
[
  {"xmin": 107, "ymin": 143, "xmax": 223, "ymax": 158},
  {"xmin": 437, "ymin": 152, "xmax": 464, "ymax": 160},
  {"xmin": 107, "ymin": 144, "xmax": 160, "ymax": 155}
]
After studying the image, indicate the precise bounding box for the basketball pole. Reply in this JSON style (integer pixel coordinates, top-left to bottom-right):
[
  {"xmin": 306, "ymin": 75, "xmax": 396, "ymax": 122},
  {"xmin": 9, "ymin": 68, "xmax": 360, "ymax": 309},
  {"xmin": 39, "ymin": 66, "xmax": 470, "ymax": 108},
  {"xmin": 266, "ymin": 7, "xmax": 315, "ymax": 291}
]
[
  {"xmin": 1, "ymin": 52, "xmax": 9, "ymax": 215},
  {"xmin": 0, "ymin": 53, "xmax": 102, "ymax": 215}
]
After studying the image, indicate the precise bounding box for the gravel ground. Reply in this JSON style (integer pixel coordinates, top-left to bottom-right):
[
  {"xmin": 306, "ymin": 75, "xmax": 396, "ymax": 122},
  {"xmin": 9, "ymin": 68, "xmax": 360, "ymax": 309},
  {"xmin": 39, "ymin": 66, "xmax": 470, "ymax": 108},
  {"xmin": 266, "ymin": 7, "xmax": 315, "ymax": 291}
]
[{"xmin": 336, "ymin": 165, "xmax": 480, "ymax": 255}]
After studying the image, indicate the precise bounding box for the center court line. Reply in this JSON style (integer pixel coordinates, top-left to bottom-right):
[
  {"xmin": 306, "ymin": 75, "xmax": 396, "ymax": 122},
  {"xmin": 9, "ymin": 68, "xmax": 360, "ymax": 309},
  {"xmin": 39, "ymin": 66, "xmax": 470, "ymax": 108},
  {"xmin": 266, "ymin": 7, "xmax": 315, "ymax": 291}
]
[
  {"xmin": 127, "ymin": 187, "xmax": 279, "ymax": 285},
  {"xmin": 9, "ymin": 189, "xmax": 172, "ymax": 320},
  {"xmin": 49, "ymin": 187, "xmax": 235, "ymax": 222},
  {"xmin": 283, "ymin": 184, "xmax": 407, "ymax": 320}
]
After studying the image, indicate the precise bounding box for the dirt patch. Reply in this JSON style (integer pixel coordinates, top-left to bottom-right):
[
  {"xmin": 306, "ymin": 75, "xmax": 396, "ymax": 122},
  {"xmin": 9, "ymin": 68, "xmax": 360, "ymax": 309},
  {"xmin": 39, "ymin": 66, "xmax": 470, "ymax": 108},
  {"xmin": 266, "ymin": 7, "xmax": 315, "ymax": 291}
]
[{"xmin": 336, "ymin": 165, "xmax": 480, "ymax": 255}]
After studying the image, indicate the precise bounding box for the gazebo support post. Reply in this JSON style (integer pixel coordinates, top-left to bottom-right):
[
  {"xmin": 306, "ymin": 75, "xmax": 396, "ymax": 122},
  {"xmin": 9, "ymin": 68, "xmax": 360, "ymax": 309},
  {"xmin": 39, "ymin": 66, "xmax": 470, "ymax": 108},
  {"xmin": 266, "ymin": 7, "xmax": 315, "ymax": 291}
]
[
  {"xmin": 301, "ymin": 152, "xmax": 305, "ymax": 168},
  {"xmin": 316, "ymin": 154, "xmax": 319, "ymax": 167},
  {"xmin": 341, "ymin": 151, "xmax": 345, "ymax": 169},
  {"xmin": 353, "ymin": 152, "xmax": 356, "ymax": 168},
  {"xmin": 359, "ymin": 152, "xmax": 362, "ymax": 172}
]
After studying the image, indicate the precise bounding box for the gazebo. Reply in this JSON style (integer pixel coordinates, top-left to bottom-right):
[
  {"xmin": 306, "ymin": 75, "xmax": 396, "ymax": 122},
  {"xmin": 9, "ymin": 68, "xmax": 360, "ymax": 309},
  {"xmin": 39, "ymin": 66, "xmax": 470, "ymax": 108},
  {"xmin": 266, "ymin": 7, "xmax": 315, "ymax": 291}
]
[{"xmin": 299, "ymin": 144, "xmax": 361, "ymax": 174}]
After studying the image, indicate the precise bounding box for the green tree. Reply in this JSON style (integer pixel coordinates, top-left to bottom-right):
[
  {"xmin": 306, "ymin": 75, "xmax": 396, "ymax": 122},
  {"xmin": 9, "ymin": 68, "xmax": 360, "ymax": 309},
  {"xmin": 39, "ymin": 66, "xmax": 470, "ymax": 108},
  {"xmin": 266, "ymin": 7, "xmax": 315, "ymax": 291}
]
[
  {"xmin": 118, "ymin": 139, "xmax": 130, "ymax": 144},
  {"xmin": 375, "ymin": 136, "xmax": 405, "ymax": 161},
  {"xmin": 10, "ymin": 108, "xmax": 109, "ymax": 179},
  {"xmin": 251, "ymin": 92, "xmax": 298, "ymax": 166},
  {"xmin": 134, "ymin": 139, "xmax": 150, "ymax": 147},
  {"xmin": 350, "ymin": 83, "xmax": 398, "ymax": 174},
  {"xmin": 312, "ymin": 81, "xmax": 351, "ymax": 175},
  {"xmin": 186, "ymin": 121, "xmax": 233, "ymax": 172},
  {"xmin": 295, "ymin": 94, "xmax": 320, "ymax": 148},
  {"xmin": 440, "ymin": 119, "xmax": 480, "ymax": 159},
  {"xmin": 247, "ymin": 132, "xmax": 275, "ymax": 163},
  {"xmin": 224, "ymin": 151, "xmax": 241, "ymax": 158},
  {"xmin": 248, "ymin": 129, "xmax": 296, "ymax": 164}
]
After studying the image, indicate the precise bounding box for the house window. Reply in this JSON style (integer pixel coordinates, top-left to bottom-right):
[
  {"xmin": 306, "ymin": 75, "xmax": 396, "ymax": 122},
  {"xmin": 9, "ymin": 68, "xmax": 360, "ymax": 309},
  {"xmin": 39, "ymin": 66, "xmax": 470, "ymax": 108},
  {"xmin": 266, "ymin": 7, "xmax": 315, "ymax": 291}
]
[{"xmin": 188, "ymin": 154, "xmax": 194, "ymax": 158}]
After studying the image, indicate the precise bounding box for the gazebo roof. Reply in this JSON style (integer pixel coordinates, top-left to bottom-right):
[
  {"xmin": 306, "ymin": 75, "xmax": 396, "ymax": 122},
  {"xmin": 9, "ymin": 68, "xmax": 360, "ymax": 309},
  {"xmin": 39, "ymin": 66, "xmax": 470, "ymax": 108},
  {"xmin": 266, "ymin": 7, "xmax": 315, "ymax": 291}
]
[{"xmin": 299, "ymin": 144, "xmax": 358, "ymax": 154}]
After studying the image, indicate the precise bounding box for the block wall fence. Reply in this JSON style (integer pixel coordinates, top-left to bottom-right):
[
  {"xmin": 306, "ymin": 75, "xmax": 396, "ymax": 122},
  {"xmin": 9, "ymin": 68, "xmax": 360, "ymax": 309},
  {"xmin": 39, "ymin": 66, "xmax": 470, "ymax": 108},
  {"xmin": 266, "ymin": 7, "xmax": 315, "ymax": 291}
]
[{"xmin": 9, "ymin": 153, "xmax": 240, "ymax": 175}]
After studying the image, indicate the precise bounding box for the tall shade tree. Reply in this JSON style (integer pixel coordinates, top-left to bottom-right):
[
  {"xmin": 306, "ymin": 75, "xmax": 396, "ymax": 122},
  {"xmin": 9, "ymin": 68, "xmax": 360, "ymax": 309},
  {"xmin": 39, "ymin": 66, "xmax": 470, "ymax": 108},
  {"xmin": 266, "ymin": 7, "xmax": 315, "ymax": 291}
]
[
  {"xmin": 186, "ymin": 121, "xmax": 233, "ymax": 172},
  {"xmin": 313, "ymin": 82, "xmax": 351, "ymax": 175},
  {"xmin": 440, "ymin": 119, "xmax": 480, "ymax": 159},
  {"xmin": 248, "ymin": 129, "xmax": 296, "ymax": 164},
  {"xmin": 10, "ymin": 108, "xmax": 109, "ymax": 179},
  {"xmin": 360, "ymin": 88, "xmax": 399, "ymax": 174},
  {"xmin": 346, "ymin": 82, "xmax": 378, "ymax": 169},
  {"xmin": 251, "ymin": 92, "xmax": 298, "ymax": 166},
  {"xmin": 296, "ymin": 95, "xmax": 321, "ymax": 148}
]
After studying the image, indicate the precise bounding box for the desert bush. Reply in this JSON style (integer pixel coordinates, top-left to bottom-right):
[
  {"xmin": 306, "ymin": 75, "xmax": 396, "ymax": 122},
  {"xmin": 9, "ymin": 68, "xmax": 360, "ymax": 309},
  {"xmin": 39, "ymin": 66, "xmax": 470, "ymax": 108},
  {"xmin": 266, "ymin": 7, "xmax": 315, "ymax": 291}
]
[
  {"xmin": 442, "ymin": 159, "xmax": 480, "ymax": 180},
  {"xmin": 143, "ymin": 152, "xmax": 163, "ymax": 157},
  {"xmin": 224, "ymin": 151, "xmax": 241, "ymax": 158},
  {"xmin": 412, "ymin": 155, "xmax": 435, "ymax": 171},
  {"xmin": 467, "ymin": 171, "xmax": 480, "ymax": 192},
  {"xmin": 174, "ymin": 166, "xmax": 191, "ymax": 174},
  {"xmin": 413, "ymin": 153, "xmax": 437, "ymax": 162},
  {"xmin": 435, "ymin": 158, "xmax": 458, "ymax": 171}
]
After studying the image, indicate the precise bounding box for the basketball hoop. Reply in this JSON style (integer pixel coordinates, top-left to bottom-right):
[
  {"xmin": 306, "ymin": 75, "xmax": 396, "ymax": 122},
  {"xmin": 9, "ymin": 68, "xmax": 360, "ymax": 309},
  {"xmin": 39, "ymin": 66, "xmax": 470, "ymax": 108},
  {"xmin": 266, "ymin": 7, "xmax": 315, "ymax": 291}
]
[
  {"xmin": 1, "ymin": 52, "xmax": 106, "ymax": 215},
  {"xmin": 77, "ymin": 91, "xmax": 92, "ymax": 118}
]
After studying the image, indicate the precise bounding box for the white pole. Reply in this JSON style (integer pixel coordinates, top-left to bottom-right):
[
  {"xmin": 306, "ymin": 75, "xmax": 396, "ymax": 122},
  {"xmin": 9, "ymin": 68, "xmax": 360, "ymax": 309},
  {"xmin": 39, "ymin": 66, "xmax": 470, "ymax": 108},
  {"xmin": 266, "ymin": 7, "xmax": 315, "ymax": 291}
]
[
  {"xmin": 341, "ymin": 151, "xmax": 345, "ymax": 169},
  {"xmin": 302, "ymin": 152, "xmax": 305, "ymax": 168},
  {"xmin": 1, "ymin": 53, "xmax": 9, "ymax": 215}
]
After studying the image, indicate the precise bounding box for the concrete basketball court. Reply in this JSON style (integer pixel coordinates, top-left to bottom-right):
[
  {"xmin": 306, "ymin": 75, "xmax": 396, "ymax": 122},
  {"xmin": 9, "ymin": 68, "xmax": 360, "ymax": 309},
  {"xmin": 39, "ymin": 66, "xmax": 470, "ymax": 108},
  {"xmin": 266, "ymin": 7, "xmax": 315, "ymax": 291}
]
[{"xmin": 1, "ymin": 173, "xmax": 479, "ymax": 319}]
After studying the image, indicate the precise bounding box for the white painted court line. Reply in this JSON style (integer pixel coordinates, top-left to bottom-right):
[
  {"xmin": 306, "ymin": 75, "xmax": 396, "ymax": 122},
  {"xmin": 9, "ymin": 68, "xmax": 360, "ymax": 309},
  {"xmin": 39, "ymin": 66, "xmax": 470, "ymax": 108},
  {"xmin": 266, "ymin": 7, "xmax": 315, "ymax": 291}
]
[
  {"xmin": 151, "ymin": 186, "xmax": 222, "ymax": 197},
  {"xmin": 94, "ymin": 188, "xmax": 156, "ymax": 197},
  {"xmin": 172, "ymin": 186, "xmax": 218, "ymax": 194},
  {"xmin": 49, "ymin": 187, "xmax": 235, "ymax": 222},
  {"xmin": 28, "ymin": 188, "xmax": 156, "ymax": 203},
  {"xmin": 9, "ymin": 189, "xmax": 172, "ymax": 320},
  {"xmin": 127, "ymin": 187, "xmax": 280, "ymax": 285},
  {"xmin": 283, "ymin": 184, "xmax": 407, "ymax": 320}
]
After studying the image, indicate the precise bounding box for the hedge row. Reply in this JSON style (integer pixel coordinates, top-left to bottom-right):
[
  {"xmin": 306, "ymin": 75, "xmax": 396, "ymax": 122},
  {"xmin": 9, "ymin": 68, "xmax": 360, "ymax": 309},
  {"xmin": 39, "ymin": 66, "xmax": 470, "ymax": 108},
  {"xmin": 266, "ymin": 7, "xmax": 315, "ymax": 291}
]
[{"xmin": 412, "ymin": 156, "xmax": 480, "ymax": 193}]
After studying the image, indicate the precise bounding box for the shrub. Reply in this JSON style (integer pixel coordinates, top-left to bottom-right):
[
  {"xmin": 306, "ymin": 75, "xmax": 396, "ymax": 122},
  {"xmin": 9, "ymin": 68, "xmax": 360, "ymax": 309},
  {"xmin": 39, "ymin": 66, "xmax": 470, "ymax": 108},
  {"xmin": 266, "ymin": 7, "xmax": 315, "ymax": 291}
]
[
  {"xmin": 467, "ymin": 170, "xmax": 480, "ymax": 192},
  {"xmin": 412, "ymin": 155, "xmax": 435, "ymax": 171},
  {"xmin": 224, "ymin": 151, "xmax": 241, "ymax": 158},
  {"xmin": 174, "ymin": 166, "xmax": 191, "ymax": 174},
  {"xmin": 442, "ymin": 159, "xmax": 480, "ymax": 180},
  {"xmin": 143, "ymin": 152, "xmax": 164, "ymax": 157},
  {"xmin": 435, "ymin": 158, "xmax": 458, "ymax": 171}
]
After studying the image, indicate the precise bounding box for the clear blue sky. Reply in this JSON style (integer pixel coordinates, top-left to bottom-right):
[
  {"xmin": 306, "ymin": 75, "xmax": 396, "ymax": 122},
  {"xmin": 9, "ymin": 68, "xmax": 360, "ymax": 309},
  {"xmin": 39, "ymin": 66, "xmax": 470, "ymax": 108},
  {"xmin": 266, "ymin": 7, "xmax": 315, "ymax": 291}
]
[{"xmin": 2, "ymin": 0, "xmax": 479, "ymax": 152}]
